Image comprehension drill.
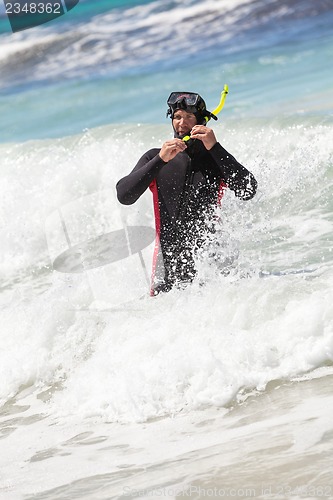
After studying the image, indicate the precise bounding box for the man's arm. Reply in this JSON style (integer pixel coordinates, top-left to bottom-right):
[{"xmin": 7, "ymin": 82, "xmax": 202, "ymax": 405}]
[
  {"xmin": 209, "ymin": 142, "xmax": 257, "ymax": 200},
  {"xmin": 116, "ymin": 149, "xmax": 165, "ymax": 205},
  {"xmin": 190, "ymin": 125, "xmax": 257, "ymax": 200}
]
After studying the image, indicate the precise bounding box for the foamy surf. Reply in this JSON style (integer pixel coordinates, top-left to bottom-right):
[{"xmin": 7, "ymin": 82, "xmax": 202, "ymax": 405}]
[{"xmin": 1, "ymin": 120, "xmax": 332, "ymax": 422}]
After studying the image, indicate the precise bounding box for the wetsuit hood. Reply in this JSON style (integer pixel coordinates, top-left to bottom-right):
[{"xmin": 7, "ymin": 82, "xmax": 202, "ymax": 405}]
[{"xmin": 167, "ymin": 92, "xmax": 217, "ymax": 126}]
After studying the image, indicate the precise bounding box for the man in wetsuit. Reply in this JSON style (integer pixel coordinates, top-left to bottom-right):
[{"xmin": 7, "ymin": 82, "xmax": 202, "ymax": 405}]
[{"xmin": 116, "ymin": 92, "xmax": 257, "ymax": 294}]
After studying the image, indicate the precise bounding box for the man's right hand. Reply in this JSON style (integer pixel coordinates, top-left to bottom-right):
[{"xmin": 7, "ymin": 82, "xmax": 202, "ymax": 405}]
[{"xmin": 159, "ymin": 138, "xmax": 187, "ymax": 162}]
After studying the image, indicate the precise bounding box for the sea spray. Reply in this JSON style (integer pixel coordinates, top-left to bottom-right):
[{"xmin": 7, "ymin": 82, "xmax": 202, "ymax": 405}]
[{"xmin": 1, "ymin": 120, "xmax": 332, "ymax": 422}]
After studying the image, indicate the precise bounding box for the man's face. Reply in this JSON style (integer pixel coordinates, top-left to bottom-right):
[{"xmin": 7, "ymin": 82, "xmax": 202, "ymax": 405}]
[{"xmin": 172, "ymin": 109, "xmax": 198, "ymax": 137}]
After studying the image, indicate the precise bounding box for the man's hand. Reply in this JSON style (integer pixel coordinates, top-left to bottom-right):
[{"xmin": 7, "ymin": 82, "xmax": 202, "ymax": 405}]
[
  {"xmin": 190, "ymin": 125, "xmax": 217, "ymax": 150},
  {"xmin": 159, "ymin": 138, "xmax": 187, "ymax": 162}
]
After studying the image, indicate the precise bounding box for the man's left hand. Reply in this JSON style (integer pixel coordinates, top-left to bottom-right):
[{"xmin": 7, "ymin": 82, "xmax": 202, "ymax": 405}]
[{"xmin": 190, "ymin": 125, "xmax": 217, "ymax": 150}]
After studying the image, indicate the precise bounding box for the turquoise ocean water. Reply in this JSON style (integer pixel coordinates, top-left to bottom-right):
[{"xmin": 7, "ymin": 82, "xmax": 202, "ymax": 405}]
[
  {"xmin": 1, "ymin": 0, "xmax": 332, "ymax": 141},
  {"xmin": 1, "ymin": 1, "xmax": 333, "ymax": 498}
]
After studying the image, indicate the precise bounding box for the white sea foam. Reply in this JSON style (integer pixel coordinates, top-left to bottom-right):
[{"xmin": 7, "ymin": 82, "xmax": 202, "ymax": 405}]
[
  {"xmin": 0, "ymin": 24, "xmax": 62, "ymax": 63},
  {"xmin": 0, "ymin": 120, "xmax": 332, "ymax": 423}
]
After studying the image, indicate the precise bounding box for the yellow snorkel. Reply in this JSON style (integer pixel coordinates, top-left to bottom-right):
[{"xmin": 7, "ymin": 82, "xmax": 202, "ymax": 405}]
[
  {"xmin": 183, "ymin": 84, "xmax": 229, "ymax": 142},
  {"xmin": 209, "ymin": 83, "xmax": 229, "ymax": 122}
]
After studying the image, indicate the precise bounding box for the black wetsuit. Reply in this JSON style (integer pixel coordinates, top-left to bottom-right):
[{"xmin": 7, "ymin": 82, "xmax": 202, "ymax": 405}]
[{"xmin": 116, "ymin": 139, "xmax": 257, "ymax": 294}]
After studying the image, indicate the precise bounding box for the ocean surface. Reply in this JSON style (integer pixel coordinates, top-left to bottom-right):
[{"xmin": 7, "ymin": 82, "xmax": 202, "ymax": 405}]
[{"xmin": 1, "ymin": 0, "xmax": 333, "ymax": 498}]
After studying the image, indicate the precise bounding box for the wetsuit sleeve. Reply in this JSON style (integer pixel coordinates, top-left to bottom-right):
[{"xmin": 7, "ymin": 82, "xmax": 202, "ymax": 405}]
[
  {"xmin": 209, "ymin": 142, "xmax": 257, "ymax": 200},
  {"xmin": 116, "ymin": 149, "xmax": 166, "ymax": 205}
]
